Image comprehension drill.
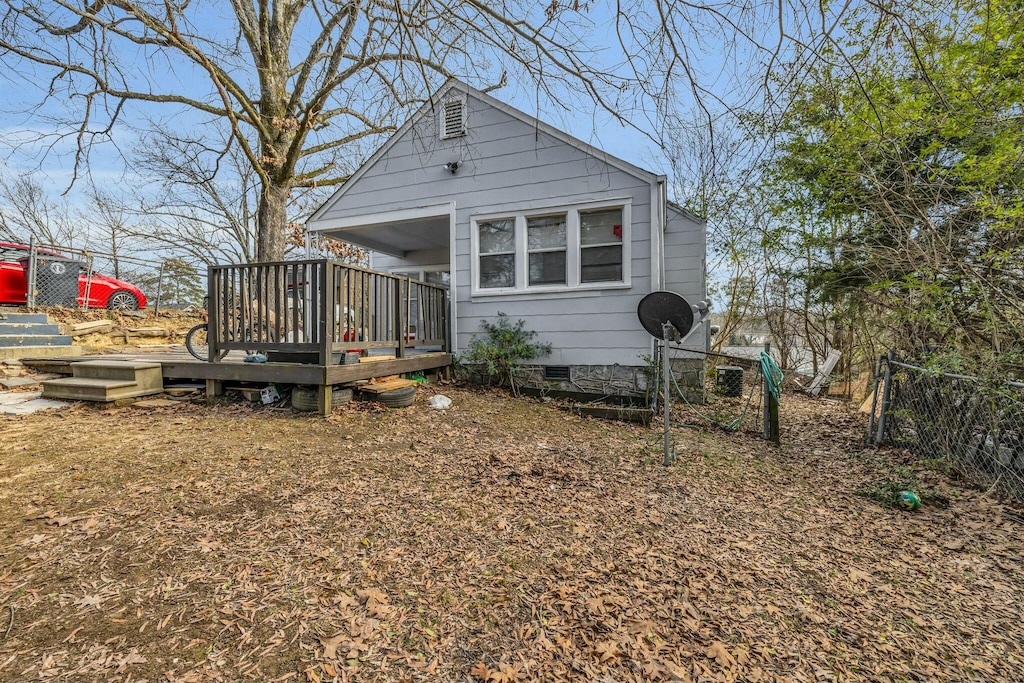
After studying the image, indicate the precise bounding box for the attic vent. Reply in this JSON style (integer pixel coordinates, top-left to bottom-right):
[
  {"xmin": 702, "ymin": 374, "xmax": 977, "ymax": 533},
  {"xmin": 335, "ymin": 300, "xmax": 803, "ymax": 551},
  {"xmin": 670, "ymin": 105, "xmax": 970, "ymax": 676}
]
[
  {"xmin": 440, "ymin": 96, "xmax": 467, "ymax": 140},
  {"xmin": 544, "ymin": 366, "xmax": 571, "ymax": 381}
]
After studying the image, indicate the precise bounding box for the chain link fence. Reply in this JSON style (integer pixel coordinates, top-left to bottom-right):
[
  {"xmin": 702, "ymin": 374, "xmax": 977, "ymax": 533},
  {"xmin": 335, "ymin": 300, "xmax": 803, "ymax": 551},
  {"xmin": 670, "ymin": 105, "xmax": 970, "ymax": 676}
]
[
  {"xmin": 870, "ymin": 355, "xmax": 1024, "ymax": 502},
  {"xmin": 20, "ymin": 239, "xmax": 206, "ymax": 313}
]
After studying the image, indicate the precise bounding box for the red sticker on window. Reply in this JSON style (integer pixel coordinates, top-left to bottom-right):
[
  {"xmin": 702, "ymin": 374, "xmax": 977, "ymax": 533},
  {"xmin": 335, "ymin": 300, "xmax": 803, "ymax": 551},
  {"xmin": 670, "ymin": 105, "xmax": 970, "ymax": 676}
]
[{"xmin": 613, "ymin": 225, "xmax": 622, "ymax": 238}]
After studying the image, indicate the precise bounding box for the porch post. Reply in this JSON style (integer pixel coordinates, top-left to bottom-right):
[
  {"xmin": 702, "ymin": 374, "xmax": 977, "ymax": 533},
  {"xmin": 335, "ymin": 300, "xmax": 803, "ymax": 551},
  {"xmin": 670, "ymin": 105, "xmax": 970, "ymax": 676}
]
[
  {"xmin": 318, "ymin": 260, "xmax": 333, "ymax": 366},
  {"xmin": 396, "ymin": 276, "xmax": 407, "ymax": 358},
  {"xmin": 208, "ymin": 266, "xmax": 221, "ymax": 362}
]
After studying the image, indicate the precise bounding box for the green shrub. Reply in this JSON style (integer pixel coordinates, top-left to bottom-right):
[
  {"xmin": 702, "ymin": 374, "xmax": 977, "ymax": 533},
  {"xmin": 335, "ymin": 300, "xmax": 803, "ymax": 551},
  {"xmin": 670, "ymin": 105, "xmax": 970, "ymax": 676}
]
[{"xmin": 459, "ymin": 313, "xmax": 551, "ymax": 394}]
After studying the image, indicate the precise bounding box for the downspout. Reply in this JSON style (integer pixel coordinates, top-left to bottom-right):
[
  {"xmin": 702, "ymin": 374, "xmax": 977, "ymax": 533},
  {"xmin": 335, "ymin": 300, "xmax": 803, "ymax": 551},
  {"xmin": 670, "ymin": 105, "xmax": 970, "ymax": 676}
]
[{"xmin": 650, "ymin": 176, "xmax": 667, "ymax": 375}]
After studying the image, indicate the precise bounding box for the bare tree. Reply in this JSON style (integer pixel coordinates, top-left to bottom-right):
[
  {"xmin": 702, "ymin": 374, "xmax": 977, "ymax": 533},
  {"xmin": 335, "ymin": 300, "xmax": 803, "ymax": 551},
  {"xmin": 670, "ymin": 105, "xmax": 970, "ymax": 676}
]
[
  {"xmin": 0, "ymin": 0, "xmax": 684, "ymax": 262},
  {"xmin": 0, "ymin": 175, "xmax": 80, "ymax": 246},
  {"xmin": 85, "ymin": 187, "xmax": 135, "ymax": 278}
]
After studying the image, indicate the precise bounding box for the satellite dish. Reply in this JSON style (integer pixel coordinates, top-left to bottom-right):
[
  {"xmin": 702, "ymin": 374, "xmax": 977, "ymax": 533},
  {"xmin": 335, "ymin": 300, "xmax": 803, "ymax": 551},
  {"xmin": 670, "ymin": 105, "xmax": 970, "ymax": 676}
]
[{"xmin": 638, "ymin": 291, "xmax": 694, "ymax": 340}]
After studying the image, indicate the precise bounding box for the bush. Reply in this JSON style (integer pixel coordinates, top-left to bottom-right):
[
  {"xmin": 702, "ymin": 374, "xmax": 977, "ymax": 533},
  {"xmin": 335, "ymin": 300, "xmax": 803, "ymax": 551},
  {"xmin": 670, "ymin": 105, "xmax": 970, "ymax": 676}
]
[{"xmin": 459, "ymin": 313, "xmax": 551, "ymax": 394}]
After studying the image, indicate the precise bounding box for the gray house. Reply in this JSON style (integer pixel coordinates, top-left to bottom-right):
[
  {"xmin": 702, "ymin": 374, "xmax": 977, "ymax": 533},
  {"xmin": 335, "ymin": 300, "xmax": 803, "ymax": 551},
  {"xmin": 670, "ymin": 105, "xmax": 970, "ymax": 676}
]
[{"xmin": 306, "ymin": 79, "xmax": 707, "ymax": 400}]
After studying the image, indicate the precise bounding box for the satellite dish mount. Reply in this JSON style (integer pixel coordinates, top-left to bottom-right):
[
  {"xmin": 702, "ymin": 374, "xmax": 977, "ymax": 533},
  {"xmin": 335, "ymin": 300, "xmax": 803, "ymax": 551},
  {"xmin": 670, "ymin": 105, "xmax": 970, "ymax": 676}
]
[{"xmin": 637, "ymin": 291, "xmax": 710, "ymax": 466}]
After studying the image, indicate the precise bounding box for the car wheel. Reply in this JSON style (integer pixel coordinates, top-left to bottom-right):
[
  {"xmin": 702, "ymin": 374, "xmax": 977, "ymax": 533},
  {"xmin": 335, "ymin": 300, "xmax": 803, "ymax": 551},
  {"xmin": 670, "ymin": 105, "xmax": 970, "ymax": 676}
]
[{"xmin": 108, "ymin": 291, "xmax": 139, "ymax": 310}]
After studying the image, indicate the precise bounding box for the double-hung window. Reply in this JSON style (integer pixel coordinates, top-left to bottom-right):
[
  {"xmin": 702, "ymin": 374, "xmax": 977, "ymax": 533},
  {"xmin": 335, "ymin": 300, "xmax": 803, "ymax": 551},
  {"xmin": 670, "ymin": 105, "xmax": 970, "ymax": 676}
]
[
  {"xmin": 473, "ymin": 200, "xmax": 630, "ymax": 294},
  {"xmin": 478, "ymin": 218, "xmax": 516, "ymax": 289},
  {"xmin": 580, "ymin": 208, "xmax": 624, "ymax": 283},
  {"xmin": 527, "ymin": 214, "xmax": 567, "ymax": 286}
]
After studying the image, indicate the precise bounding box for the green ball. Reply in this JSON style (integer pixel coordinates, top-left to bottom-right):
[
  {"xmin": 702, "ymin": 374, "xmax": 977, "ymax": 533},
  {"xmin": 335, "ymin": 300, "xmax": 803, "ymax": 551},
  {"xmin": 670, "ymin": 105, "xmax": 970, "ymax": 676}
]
[{"xmin": 897, "ymin": 490, "xmax": 921, "ymax": 511}]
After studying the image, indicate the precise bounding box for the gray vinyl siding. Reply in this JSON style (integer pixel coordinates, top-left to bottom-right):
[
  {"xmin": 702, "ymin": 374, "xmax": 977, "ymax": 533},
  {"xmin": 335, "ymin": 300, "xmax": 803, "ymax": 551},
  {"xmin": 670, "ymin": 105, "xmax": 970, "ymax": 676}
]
[
  {"xmin": 314, "ymin": 89, "xmax": 703, "ymax": 366},
  {"xmin": 663, "ymin": 206, "xmax": 707, "ymax": 353},
  {"xmin": 371, "ymin": 249, "xmax": 449, "ymax": 273}
]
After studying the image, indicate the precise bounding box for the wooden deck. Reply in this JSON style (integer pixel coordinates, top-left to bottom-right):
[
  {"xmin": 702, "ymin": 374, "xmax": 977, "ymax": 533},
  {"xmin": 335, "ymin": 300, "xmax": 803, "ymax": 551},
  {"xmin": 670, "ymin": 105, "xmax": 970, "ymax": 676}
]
[
  {"xmin": 23, "ymin": 258, "xmax": 454, "ymax": 416},
  {"xmin": 25, "ymin": 347, "xmax": 452, "ymax": 415}
]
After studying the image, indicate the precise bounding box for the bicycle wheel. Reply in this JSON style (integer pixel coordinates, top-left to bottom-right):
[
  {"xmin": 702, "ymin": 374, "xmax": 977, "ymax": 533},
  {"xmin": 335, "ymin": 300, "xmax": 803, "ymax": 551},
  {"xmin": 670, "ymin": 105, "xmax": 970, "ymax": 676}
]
[{"xmin": 185, "ymin": 324, "xmax": 228, "ymax": 361}]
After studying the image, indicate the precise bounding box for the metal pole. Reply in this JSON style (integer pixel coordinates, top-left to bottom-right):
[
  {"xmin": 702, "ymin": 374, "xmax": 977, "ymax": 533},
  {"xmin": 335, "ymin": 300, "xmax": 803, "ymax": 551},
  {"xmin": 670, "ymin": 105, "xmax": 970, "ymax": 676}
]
[
  {"xmin": 762, "ymin": 340, "xmax": 771, "ymax": 441},
  {"xmin": 865, "ymin": 354, "xmax": 884, "ymax": 445},
  {"xmin": 663, "ymin": 322, "xmax": 673, "ymax": 466},
  {"xmin": 875, "ymin": 350, "xmax": 895, "ymax": 445},
  {"xmin": 26, "ymin": 236, "xmax": 37, "ymax": 310},
  {"xmin": 153, "ymin": 260, "xmax": 165, "ymax": 318}
]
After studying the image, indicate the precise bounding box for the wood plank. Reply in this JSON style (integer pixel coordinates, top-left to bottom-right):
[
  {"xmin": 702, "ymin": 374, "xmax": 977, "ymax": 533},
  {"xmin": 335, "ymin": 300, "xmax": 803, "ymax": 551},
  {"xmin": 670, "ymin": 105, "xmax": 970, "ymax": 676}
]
[
  {"xmin": 131, "ymin": 398, "xmax": 180, "ymax": 409},
  {"xmin": 70, "ymin": 320, "xmax": 115, "ymax": 336},
  {"xmin": 359, "ymin": 355, "xmax": 397, "ymax": 363},
  {"xmin": 859, "ymin": 389, "xmax": 877, "ymax": 414},
  {"xmin": 359, "ymin": 378, "xmax": 416, "ymax": 394},
  {"xmin": 808, "ymin": 350, "xmax": 842, "ymax": 397},
  {"xmin": 326, "ymin": 353, "xmax": 451, "ymax": 385},
  {"xmin": 569, "ymin": 404, "xmax": 654, "ymax": 425}
]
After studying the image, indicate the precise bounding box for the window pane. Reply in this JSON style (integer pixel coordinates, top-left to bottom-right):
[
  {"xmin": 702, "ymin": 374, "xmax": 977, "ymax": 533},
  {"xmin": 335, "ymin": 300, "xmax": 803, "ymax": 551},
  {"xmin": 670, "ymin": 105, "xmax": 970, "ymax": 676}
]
[
  {"xmin": 527, "ymin": 214, "xmax": 566, "ymax": 250},
  {"xmin": 581, "ymin": 245, "xmax": 623, "ymax": 283},
  {"xmin": 480, "ymin": 254, "xmax": 515, "ymax": 288},
  {"xmin": 529, "ymin": 251, "xmax": 566, "ymax": 286},
  {"xmin": 425, "ymin": 271, "xmax": 450, "ymax": 287},
  {"xmin": 479, "ymin": 220, "xmax": 514, "ymax": 253},
  {"xmin": 581, "ymin": 208, "xmax": 623, "ymax": 246}
]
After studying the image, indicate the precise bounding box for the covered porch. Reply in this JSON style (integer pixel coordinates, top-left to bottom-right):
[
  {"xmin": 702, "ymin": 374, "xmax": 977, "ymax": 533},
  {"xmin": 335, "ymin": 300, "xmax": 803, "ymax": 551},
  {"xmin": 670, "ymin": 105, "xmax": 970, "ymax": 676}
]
[{"xmin": 306, "ymin": 202, "xmax": 456, "ymax": 352}]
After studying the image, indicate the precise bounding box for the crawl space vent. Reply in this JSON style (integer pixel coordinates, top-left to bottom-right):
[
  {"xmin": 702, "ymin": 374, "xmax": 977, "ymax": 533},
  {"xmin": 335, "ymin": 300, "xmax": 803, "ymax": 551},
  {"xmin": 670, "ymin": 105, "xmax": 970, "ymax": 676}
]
[
  {"xmin": 440, "ymin": 96, "xmax": 467, "ymax": 140},
  {"xmin": 544, "ymin": 366, "xmax": 571, "ymax": 381}
]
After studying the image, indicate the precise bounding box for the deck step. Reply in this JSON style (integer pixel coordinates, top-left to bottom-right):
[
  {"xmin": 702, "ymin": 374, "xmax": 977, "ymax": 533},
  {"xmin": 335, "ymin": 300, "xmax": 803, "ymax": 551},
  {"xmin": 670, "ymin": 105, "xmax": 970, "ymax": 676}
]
[
  {"xmin": 0, "ymin": 311, "xmax": 50, "ymax": 324},
  {"xmin": 41, "ymin": 377, "xmax": 139, "ymax": 401},
  {"xmin": 0, "ymin": 323, "xmax": 62, "ymax": 335},
  {"xmin": 41, "ymin": 360, "xmax": 164, "ymax": 402},
  {"xmin": 71, "ymin": 360, "xmax": 161, "ymax": 381},
  {"xmin": 3, "ymin": 347, "xmax": 83, "ymax": 362},
  {"xmin": 0, "ymin": 335, "xmax": 72, "ymax": 347}
]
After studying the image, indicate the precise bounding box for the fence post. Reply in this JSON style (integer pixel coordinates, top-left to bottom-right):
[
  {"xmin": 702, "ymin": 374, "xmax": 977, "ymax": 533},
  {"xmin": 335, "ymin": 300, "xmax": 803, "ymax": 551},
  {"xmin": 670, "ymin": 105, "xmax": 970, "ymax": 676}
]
[
  {"xmin": 153, "ymin": 260, "xmax": 165, "ymax": 318},
  {"xmin": 875, "ymin": 350, "xmax": 895, "ymax": 444},
  {"xmin": 762, "ymin": 341, "xmax": 771, "ymax": 441},
  {"xmin": 865, "ymin": 354, "xmax": 885, "ymax": 445},
  {"xmin": 26, "ymin": 236, "xmax": 37, "ymax": 310}
]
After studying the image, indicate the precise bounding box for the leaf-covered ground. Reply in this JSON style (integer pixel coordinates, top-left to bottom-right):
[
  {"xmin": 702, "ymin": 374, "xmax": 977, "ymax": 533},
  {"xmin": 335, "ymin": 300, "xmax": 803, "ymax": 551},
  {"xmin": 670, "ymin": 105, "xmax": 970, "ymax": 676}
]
[{"xmin": 0, "ymin": 385, "xmax": 1021, "ymax": 682}]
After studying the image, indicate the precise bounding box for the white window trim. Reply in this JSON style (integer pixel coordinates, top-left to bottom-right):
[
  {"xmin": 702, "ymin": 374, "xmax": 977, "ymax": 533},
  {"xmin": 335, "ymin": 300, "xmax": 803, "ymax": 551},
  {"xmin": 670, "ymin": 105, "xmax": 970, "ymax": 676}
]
[{"xmin": 470, "ymin": 198, "xmax": 632, "ymax": 297}]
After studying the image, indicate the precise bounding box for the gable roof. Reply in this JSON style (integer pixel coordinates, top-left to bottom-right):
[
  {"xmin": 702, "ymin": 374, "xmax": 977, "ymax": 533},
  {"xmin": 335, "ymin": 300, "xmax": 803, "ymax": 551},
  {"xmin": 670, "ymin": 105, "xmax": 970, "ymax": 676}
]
[
  {"xmin": 667, "ymin": 200, "xmax": 706, "ymax": 224},
  {"xmin": 307, "ymin": 79, "xmax": 662, "ymax": 225}
]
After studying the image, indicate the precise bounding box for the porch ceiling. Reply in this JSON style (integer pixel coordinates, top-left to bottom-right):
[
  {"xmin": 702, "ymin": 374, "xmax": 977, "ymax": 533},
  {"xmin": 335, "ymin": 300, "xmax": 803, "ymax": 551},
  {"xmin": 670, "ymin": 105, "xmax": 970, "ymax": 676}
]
[{"xmin": 317, "ymin": 216, "xmax": 449, "ymax": 257}]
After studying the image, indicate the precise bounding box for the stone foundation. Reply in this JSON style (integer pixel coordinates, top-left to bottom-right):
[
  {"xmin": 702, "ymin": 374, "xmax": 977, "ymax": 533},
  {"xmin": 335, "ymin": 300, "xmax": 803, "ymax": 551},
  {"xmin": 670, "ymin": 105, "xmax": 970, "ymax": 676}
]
[{"xmin": 461, "ymin": 359, "xmax": 705, "ymax": 403}]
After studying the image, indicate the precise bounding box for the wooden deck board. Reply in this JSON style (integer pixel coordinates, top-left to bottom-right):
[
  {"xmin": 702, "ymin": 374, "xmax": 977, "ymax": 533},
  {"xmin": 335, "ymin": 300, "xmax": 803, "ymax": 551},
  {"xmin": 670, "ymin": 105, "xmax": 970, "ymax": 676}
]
[{"xmin": 22, "ymin": 348, "xmax": 452, "ymax": 389}]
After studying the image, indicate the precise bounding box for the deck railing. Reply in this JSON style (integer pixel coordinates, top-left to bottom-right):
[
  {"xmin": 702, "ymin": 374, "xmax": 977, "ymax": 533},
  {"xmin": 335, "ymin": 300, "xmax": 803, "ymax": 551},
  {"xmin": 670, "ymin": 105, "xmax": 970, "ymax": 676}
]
[{"xmin": 207, "ymin": 259, "xmax": 449, "ymax": 363}]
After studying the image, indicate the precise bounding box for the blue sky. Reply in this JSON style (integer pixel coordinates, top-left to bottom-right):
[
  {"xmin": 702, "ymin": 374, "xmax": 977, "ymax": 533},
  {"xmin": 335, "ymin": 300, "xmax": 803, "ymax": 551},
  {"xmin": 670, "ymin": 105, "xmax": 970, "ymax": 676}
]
[{"xmin": 0, "ymin": 0, "xmax": 785, "ymax": 229}]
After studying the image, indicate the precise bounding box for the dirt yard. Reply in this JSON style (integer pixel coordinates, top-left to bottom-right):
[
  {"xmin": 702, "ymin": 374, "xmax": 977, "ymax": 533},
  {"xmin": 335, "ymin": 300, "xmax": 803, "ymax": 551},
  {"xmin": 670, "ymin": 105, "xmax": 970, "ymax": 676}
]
[{"xmin": 0, "ymin": 386, "xmax": 1021, "ymax": 682}]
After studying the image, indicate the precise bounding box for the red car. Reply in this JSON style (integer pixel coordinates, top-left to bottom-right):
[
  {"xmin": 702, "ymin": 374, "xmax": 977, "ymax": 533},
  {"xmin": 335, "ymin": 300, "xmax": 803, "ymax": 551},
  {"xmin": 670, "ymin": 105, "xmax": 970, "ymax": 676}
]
[{"xmin": 0, "ymin": 242, "xmax": 147, "ymax": 310}]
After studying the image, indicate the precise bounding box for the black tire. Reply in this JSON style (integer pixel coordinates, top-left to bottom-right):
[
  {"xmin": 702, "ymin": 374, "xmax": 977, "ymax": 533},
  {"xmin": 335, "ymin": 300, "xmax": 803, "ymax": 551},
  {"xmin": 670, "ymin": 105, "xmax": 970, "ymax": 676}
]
[
  {"xmin": 108, "ymin": 290, "xmax": 140, "ymax": 310},
  {"xmin": 375, "ymin": 385, "xmax": 416, "ymax": 408},
  {"xmin": 291, "ymin": 385, "xmax": 353, "ymax": 412},
  {"xmin": 185, "ymin": 323, "xmax": 228, "ymax": 361}
]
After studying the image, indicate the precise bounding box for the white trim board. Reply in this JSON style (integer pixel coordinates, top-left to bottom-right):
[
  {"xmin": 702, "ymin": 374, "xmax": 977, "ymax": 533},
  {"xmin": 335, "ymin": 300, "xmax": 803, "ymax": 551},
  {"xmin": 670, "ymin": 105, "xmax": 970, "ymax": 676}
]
[{"xmin": 308, "ymin": 203, "xmax": 453, "ymax": 233}]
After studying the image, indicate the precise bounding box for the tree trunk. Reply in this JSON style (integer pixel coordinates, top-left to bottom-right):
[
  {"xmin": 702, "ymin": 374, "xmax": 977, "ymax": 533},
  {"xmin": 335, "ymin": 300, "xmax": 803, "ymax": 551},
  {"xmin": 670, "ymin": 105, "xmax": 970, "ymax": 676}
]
[{"xmin": 257, "ymin": 181, "xmax": 290, "ymax": 262}]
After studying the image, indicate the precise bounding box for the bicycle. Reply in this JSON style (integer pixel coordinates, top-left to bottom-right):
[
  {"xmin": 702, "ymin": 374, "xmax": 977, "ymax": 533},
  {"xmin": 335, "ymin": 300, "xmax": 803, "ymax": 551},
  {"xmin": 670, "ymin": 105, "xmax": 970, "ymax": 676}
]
[
  {"xmin": 185, "ymin": 298, "xmax": 277, "ymax": 361},
  {"xmin": 185, "ymin": 322, "xmax": 228, "ymax": 361}
]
